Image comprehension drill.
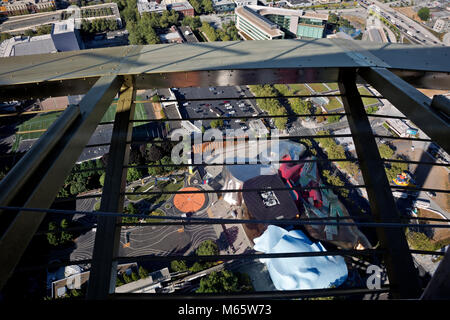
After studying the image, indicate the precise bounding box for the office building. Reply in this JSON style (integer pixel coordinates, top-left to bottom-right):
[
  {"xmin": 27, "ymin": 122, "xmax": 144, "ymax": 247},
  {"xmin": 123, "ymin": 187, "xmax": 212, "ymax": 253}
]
[
  {"xmin": 235, "ymin": 6, "xmax": 285, "ymax": 40},
  {"xmin": 235, "ymin": 5, "xmax": 329, "ymax": 40}
]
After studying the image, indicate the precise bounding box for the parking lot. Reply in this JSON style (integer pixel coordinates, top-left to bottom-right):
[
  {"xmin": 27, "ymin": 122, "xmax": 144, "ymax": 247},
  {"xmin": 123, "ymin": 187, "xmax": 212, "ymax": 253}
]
[{"xmin": 172, "ymin": 85, "xmax": 263, "ymax": 132}]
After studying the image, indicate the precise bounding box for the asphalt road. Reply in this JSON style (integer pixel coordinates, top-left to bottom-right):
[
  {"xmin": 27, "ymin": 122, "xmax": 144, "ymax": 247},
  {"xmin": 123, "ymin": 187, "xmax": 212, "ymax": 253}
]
[
  {"xmin": 0, "ymin": 12, "xmax": 61, "ymax": 33},
  {"xmin": 361, "ymin": 0, "xmax": 444, "ymax": 46},
  {"xmin": 368, "ymin": 27, "xmax": 384, "ymax": 43}
]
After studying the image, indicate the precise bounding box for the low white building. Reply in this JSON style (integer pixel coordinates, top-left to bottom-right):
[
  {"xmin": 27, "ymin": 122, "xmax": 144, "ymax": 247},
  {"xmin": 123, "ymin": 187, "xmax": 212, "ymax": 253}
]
[
  {"xmin": 433, "ymin": 18, "xmax": 449, "ymax": 33},
  {"xmin": 137, "ymin": 0, "xmax": 167, "ymax": 14},
  {"xmin": 233, "ymin": 0, "xmax": 257, "ymax": 6},
  {"xmin": 385, "ymin": 119, "xmax": 412, "ymax": 137}
]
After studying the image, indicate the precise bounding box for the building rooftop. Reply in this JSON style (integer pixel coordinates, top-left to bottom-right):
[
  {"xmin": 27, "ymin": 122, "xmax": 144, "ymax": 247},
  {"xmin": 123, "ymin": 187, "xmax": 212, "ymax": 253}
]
[
  {"xmin": 52, "ymin": 20, "xmax": 75, "ymax": 35},
  {"xmin": 14, "ymin": 37, "xmax": 56, "ymax": 56},
  {"xmin": 179, "ymin": 26, "xmax": 199, "ymax": 42},
  {"xmin": 213, "ymin": 0, "xmax": 235, "ymax": 5},
  {"xmin": 242, "ymin": 174, "xmax": 299, "ymax": 221},
  {"xmin": 168, "ymin": 1, "xmax": 194, "ymax": 10},
  {"xmin": 249, "ymin": 5, "xmax": 329, "ymax": 21},
  {"xmin": 137, "ymin": 0, "xmax": 167, "ymax": 13},
  {"xmin": 235, "ymin": 6, "xmax": 284, "ymax": 38},
  {"xmin": 115, "ymin": 268, "xmax": 171, "ymax": 293}
]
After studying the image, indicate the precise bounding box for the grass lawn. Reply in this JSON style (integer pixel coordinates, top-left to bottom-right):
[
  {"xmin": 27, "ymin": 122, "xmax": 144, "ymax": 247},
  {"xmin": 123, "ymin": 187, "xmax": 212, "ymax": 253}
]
[
  {"xmin": 16, "ymin": 111, "xmax": 62, "ymax": 139},
  {"xmin": 325, "ymin": 97, "xmax": 343, "ymax": 111},
  {"xmin": 127, "ymin": 180, "xmax": 157, "ymax": 201},
  {"xmin": 308, "ymin": 83, "xmax": 329, "ymax": 93},
  {"xmin": 325, "ymin": 83, "xmax": 339, "ymax": 91},
  {"xmin": 101, "ymin": 97, "xmax": 147, "ymax": 125},
  {"xmin": 12, "ymin": 111, "xmax": 62, "ymax": 151},
  {"xmin": 288, "ymin": 84, "xmax": 311, "ymax": 95},
  {"xmin": 127, "ymin": 177, "xmax": 184, "ymax": 203},
  {"xmin": 358, "ymin": 87, "xmax": 379, "ymax": 106},
  {"xmin": 273, "ymin": 84, "xmax": 291, "ymax": 96},
  {"xmin": 146, "ymin": 178, "xmax": 185, "ymax": 207}
]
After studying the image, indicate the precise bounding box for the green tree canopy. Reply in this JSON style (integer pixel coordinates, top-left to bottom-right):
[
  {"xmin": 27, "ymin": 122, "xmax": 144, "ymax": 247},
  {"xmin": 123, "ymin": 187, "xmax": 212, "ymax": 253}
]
[
  {"xmin": 210, "ymin": 119, "xmax": 224, "ymax": 128},
  {"xmin": 171, "ymin": 260, "xmax": 188, "ymax": 272},
  {"xmin": 378, "ymin": 143, "xmax": 394, "ymax": 159},
  {"xmin": 127, "ymin": 166, "xmax": 142, "ymax": 182},
  {"xmin": 417, "ymin": 7, "xmax": 430, "ymax": 21},
  {"xmin": 138, "ymin": 266, "xmax": 149, "ymax": 279},
  {"xmin": 196, "ymin": 270, "xmax": 253, "ymax": 293},
  {"xmin": 195, "ymin": 240, "xmax": 219, "ymax": 256}
]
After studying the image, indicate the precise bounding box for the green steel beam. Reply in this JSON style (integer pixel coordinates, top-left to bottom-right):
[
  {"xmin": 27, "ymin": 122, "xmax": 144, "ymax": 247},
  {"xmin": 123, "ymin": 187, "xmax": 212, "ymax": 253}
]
[
  {"xmin": 338, "ymin": 69, "xmax": 421, "ymax": 299},
  {"xmin": 0, "ymin": 75, "xmax": 122, "ymax": 291},
  {"xmin": 0, "ymin": 40, "xmax": 449, "ymax": 100},
  {"xmin": 359, "ymin": 67, "xmax": 450, "ymax": 154},
  {"xmin": 87, "ymin": 76, "xmax": 136, "ymax": 299}
]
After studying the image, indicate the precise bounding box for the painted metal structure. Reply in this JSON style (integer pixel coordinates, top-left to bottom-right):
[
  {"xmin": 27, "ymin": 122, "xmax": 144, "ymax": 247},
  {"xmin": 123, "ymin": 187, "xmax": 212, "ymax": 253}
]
[{"xmin": 0, "ymin": 39, "xmax": 449, "ymax": 299}]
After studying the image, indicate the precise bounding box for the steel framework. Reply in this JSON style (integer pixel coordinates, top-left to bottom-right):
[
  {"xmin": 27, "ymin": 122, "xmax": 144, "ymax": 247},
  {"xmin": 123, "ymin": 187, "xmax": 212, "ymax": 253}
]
[{"xmin": 0, "ymin": 39, "xmax": 449, "ymax": 300}]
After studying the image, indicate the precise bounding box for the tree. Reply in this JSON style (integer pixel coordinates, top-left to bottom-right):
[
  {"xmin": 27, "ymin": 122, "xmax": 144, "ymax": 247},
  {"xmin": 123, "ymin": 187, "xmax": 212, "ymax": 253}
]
[
  {"xmin": 47, "ymin": 220, "xmax": 73, "ymax": 247},
  {"xmin": 160, "ymin": 155, "xmax": 174, "ymax": 173},
  {"xmin": 60, "ymin": 218, "xmax": 70, "ymax": 229},
  {"xmin": 378, "ymin": 143, "xmax": 394, "ymax": 159},
  {"xmin": 147, "ymin": 145, "xmax": 163, "ymax": 162},
  {"xmin": 196, "ymin": 270, "xmax": 252, "ymax": 293},
  {"xmin": 127, "ymin": 166, "xmax": 142, "ymax": 182},
  {"xmin": 122, "ymin": 273, "xmax": 132, "ymax": 283},
  {"xmin": 0, "ymin": 33, "xmax": 12, "ymax": 42},
  {"xmin": 123, "ymin": 203, "xmax": 140, "ymax": 224},
  {"xmin": 24, "ymin": 29, "xmax": 35, "ymax": 37},
  {"xmin": 417, "ymin": 7, "xmax": 430, "ymax": 21},
  {"xmin": 131, "ymin": 272, "xmax": 139, "ymax": 281},
  {"xmin": 202, "ymin": 0, "xmax": 214, "ymax": 13},
  {"xmin": 138, "ymin": 266, "xmax": 149, "ymax": 279},
  {"xmin": 196, "ymin": 240, "xmax": 218, "ymax": 256},
  {"xmin": 36, "ymin": 25, "xmax": 52, "ymax": 35},
  {"xmin": 210, "ymin": 119, "xmax": 224, "ymax": 128},
  {"xmin": 189, "ymin": 262, "xmax": 205, "ymax": 273},
  {"xmin": 171, "ymin": 260, "xmax": 188, "ymax": 272},
  {"xmin": 47, "ymin": 222, "xmax": 59, "ymax": 246},
  {"xmin": 182, "ymin": 16, "xmax": 201, "ymax": 29},
  {"xmin": 326, "ymin": 115, "xmax": 341, "ymax": 123},
  {"xmin": 189, "ymin": 0, "xmax": 202, "ymax": 14},
  {"xmin": 99, "ymin": 172, "xmax": 105, "ymax": 187}
]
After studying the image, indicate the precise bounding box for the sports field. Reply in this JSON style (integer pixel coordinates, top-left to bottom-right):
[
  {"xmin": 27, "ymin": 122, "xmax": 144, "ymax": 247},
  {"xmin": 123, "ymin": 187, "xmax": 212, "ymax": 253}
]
[
  {"xmin": 13, "ymin": 98, "xmax": 148, "ymax": 151},
  {"xmin": 101, "ymin": 97, "xmax": 147, "ymax": 126}
]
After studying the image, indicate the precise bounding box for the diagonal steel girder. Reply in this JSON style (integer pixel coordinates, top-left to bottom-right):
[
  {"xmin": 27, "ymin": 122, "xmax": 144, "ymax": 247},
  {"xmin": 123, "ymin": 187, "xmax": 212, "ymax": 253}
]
[
  {"xmin": 338, "ymin": 69, "xmax": 421, "ymax": 299},
  {"xmin": 0, "ymin": 75, "xmax": 122, "ymax": 291},
  {"xmin": 87, "ymin": 76, "xmax": 136, "ymax": 299},
  {"xmin": 358, "ymin": 67, "xmax": 450, "ymax": 154}
]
